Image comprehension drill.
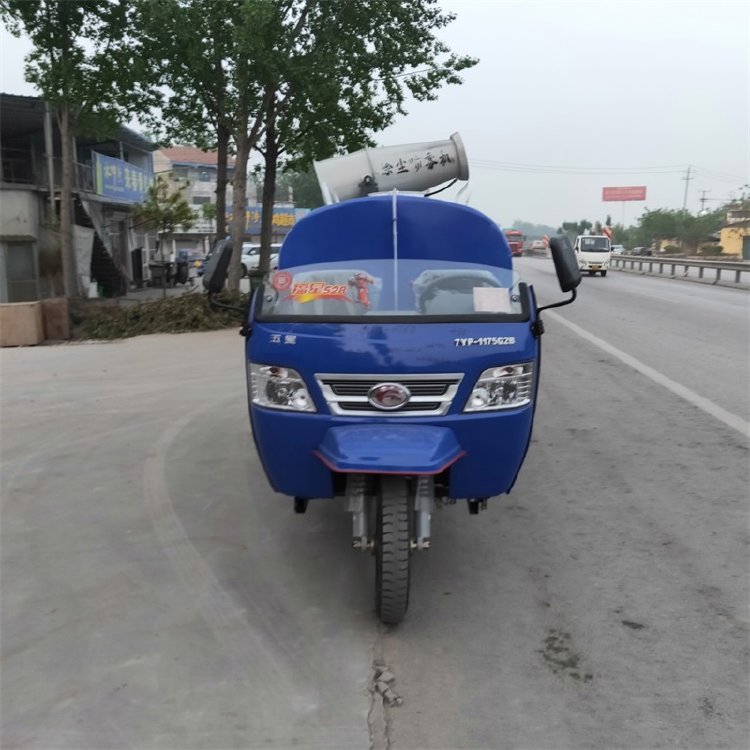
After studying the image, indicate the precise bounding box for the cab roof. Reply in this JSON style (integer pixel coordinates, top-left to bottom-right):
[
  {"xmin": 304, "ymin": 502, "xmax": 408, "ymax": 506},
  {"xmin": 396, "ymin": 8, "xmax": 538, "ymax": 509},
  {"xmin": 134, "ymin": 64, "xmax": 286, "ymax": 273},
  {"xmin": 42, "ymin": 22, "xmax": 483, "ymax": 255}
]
[{"xmin": 279, "ymin": 194, "xmax": 512, "ymax": 270}]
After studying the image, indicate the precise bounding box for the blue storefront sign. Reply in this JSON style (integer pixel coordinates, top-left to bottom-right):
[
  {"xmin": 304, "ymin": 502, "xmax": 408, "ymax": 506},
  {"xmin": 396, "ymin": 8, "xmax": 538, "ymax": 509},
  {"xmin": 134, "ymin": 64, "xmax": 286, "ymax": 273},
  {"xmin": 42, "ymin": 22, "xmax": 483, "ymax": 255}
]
[{"xmin": 93, "ymin": 152, "xmax": 154, "ymax": 203}]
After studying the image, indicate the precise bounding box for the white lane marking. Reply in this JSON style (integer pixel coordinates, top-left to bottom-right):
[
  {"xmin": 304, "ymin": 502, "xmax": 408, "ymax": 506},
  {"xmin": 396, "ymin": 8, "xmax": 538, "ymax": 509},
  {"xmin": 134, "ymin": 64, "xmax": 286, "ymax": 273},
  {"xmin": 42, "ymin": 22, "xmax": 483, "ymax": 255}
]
[{"xmin": 546, "ymin": 310, "xmax": 750, "ymax": 439}]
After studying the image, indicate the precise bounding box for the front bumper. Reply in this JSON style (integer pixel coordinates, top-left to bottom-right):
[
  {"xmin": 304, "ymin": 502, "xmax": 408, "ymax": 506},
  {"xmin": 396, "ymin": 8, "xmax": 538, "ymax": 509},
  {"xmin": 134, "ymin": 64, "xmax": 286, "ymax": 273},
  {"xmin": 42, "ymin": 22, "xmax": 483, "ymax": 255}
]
[{"xmin": 250, "ymin": 405, "xmax": 534, "ymax": 499}]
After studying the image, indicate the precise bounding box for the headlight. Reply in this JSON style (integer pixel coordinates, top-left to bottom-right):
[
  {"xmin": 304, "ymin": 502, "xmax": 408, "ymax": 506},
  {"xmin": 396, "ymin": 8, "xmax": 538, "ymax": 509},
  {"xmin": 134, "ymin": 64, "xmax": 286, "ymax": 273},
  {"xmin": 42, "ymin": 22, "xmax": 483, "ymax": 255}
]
[
  {"xmin": 249, "ymin": 363, "xmax": 316, "ymax": 412},
  {"xmin": 463, "ymin": 363, "xmax": 534, "ymax": 412}
]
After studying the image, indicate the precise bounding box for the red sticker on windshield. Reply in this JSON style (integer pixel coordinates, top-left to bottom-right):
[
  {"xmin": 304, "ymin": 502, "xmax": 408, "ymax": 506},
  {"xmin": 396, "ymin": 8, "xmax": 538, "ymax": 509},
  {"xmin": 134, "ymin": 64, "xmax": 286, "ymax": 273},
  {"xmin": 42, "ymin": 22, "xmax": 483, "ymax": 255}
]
[
  {"xmin": 272, "ymin": 271, "xmax": 292, "ymax": 291},
  {"xmin": 286, "ymin": 282, "xmax": 349, "ymax": 303}
]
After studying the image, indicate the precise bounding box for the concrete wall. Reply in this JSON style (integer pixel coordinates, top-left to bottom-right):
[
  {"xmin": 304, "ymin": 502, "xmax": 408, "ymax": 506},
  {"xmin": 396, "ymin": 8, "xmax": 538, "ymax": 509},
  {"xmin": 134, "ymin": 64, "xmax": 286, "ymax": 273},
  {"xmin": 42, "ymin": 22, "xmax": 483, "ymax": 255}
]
[{"xmin": 0, "ymin": 189, "xmax": 39, "ymax": 239}]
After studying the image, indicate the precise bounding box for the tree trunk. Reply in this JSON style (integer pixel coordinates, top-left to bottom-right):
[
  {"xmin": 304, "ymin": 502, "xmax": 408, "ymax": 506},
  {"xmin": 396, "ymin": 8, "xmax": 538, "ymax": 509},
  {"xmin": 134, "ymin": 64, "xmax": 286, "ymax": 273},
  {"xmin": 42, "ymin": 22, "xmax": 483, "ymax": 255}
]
[
  {"xmin": 59, "ymin": 102, "xmax": 76, "ymax": 297},
  {"xmin": 259, "ymin": 112, "xmax": 278, "ymax": 275},
  {"xmin": 215, "ymin": 123, "xmax": 229, "ymax": 240},
  {"xmin": 228, "ymin": 125, "xmax": 250, "ymax": 292}
]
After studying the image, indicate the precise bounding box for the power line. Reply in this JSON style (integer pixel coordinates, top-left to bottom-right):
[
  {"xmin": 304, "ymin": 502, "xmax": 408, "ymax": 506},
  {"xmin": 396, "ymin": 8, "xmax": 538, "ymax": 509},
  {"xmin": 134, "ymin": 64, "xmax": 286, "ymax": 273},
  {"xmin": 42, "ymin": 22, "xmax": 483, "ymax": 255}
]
[
  {"xmin": 468, "ymin": 159, "xmax": 746, "ymax": 185},
  {"xmin": 469, "ymin": 160, "xmax": 686, "ymax": 176},
  {"xmin": 471, "ymin": 159, "xmax": 685, "ymax": 171},
  {"xmin": 692, "ymin": 165, "xmax": 746, "ymax": 182}
]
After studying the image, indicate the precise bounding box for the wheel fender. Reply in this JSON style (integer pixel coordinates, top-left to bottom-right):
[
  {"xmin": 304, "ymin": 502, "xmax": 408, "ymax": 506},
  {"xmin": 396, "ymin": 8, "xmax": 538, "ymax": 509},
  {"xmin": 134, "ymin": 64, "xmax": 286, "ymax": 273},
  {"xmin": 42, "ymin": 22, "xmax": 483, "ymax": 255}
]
[{"xmin": 315, "ymin": 424, "xmax": 465, "ymax": 474}]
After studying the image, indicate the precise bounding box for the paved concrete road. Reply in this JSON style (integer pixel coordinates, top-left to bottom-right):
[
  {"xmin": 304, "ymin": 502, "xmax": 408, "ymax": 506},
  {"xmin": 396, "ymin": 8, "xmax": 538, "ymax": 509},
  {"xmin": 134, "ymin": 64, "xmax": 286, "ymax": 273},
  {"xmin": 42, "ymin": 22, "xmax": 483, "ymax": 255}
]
[{"xmin": 1, "ymin": 269, "xmax": 748, "ymax": 749}]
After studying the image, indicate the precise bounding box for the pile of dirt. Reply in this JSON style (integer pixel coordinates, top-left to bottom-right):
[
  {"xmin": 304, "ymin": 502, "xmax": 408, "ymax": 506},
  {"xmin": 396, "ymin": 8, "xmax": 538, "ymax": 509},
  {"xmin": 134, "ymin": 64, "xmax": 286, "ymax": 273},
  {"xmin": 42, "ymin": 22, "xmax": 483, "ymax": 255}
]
[{"xmin": 75, "ymin": 291, "xmax": 248, "ymax": 340}]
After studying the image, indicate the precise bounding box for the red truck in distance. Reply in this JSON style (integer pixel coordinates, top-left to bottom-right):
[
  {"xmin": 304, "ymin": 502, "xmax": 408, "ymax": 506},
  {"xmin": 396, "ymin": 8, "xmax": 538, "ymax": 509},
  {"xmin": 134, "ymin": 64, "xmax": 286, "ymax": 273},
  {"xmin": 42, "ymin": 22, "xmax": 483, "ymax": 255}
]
[{"xmin": 503, "ymin": 229, "xmax": 524, "ymax": 257}]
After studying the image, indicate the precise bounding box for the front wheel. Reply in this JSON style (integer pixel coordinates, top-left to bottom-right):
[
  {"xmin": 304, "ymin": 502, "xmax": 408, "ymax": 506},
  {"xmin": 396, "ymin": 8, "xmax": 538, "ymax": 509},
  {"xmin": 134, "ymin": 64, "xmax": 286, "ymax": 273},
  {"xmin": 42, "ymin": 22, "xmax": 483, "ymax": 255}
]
[
  {"xmin": 601, "ymin": 270, "xmax": 608, "ymax": 277},
  {"xmin": 240, "ymin": 265, "xmax": 248, "ymax": 278},
  {"xmin": 375, "ymin": 476, "xmax": 411, "ymax": 625}
]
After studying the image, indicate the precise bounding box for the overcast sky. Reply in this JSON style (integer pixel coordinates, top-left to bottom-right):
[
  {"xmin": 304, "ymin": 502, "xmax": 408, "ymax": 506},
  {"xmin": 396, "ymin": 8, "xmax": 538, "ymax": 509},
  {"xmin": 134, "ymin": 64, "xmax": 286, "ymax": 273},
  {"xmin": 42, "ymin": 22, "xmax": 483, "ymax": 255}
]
[{"xmin": 2, "ymin": 0, "xmax": 748, "ymax": 227}]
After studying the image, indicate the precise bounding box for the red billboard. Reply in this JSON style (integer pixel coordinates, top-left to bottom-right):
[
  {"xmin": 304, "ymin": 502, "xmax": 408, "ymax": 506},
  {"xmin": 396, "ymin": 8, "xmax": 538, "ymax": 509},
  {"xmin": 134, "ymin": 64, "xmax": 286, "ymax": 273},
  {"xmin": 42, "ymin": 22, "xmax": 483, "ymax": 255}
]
[{"xmin": 602, "ymin": 186, "xmax": 647, "ymax": 201}]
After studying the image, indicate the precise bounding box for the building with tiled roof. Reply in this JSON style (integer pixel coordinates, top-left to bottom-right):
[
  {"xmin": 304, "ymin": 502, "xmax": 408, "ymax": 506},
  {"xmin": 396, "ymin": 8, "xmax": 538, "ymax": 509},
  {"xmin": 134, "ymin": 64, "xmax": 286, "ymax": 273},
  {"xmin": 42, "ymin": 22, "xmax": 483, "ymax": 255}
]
[
  {"xmin": 152, "ymin": 146, "xmax": 237, "ymax": 257},
  {"xmin": 155, "ymin": 146, "xmax": 236, "ymax": 169}
]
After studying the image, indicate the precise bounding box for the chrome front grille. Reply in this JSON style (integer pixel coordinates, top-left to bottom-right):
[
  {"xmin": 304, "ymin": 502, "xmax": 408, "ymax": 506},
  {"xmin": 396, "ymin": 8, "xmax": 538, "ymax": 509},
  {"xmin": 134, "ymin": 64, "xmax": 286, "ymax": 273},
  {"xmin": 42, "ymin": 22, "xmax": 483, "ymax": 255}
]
[{"xmin": 315, "ymin": 373, "xmax": 463, "ymax": 417}]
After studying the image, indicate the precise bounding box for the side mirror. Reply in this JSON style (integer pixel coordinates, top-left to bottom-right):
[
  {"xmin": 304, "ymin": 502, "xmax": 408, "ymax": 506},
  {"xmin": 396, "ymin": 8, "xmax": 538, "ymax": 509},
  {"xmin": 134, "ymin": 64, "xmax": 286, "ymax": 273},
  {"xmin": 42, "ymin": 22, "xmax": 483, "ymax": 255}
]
[
  {"xmin": 549, "ymin": 236, "xmax": 581, "ymax": 293},
  {"xmin": 202, "ymin": 239, "xmax": 233, "ymax": 294},
  {"xmin": 534, "ymin": 237, "xmax": 581, "ymax": 328}
]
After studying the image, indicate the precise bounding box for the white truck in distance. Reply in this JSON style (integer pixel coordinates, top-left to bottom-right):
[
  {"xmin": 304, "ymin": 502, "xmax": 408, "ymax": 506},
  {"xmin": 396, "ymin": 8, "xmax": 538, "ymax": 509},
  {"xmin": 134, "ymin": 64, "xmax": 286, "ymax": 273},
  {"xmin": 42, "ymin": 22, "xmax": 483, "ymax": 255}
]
[{"xmin": 574, "ymin": 235, "xmax": 611, "ymax": 276}]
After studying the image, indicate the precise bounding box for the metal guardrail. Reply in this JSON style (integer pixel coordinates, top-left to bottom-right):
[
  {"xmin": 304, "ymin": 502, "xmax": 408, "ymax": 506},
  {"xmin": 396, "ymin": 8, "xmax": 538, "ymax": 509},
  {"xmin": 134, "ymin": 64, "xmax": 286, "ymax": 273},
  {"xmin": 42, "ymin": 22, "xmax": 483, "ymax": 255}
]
[{"xmin": 612, "ymin": 255, "xmax": 749, "ymax": 284}]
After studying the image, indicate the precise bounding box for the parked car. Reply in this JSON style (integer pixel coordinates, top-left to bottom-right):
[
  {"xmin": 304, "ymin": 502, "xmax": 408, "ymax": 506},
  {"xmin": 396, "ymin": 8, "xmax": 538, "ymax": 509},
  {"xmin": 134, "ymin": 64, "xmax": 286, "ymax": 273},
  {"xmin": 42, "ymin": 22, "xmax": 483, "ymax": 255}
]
[
  {"xmin": 241, "ymin": 243, "xmax": 281, "ymax": 276},
  {"xmin": 611, "ymin": 244, "xmax": 626, "ymax": 255},
  {"xmin": 630, "ymin": 246, "xmax": 653, "ymax": 256}
]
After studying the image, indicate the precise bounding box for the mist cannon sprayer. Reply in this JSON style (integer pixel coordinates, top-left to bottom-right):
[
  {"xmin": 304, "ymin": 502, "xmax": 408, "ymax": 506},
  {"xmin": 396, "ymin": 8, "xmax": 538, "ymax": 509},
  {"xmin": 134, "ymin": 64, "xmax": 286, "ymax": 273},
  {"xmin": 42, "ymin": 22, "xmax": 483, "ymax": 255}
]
[{"xmin": 313, "ymin": 132, "xmax": 469, "ymax": 203}]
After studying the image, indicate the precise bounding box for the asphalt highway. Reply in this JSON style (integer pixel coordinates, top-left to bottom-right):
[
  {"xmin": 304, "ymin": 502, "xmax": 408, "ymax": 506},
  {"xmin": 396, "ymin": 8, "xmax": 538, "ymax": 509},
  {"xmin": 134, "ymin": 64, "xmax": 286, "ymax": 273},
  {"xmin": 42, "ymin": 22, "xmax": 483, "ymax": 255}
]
[{"xmin": 1, "ymin": 265, "xmax": 748, "ymax": 749}]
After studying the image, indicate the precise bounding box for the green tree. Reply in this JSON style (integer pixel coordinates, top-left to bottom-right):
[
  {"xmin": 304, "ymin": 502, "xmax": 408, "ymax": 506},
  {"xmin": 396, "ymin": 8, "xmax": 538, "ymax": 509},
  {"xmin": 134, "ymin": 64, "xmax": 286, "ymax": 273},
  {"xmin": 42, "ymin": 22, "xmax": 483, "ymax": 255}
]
[
  {"xmin": 247, "ymin": 0, "xmax": 478, "ymax": 281},
  {"xmin": 675, "ymin": 209, "xmax": 725, "ymax": 253},
  {"xmin": 277, "ymin": 169, "xmax": 324, "ymax": 209},
  {"xmin": 200, "ymin": 202, "xmax": 219, "ymax": 243},
  {"xmin": 559, "ymin": 219, "xmax": 593, "ymax": 240},
  {"xmin": 133, "ymin": 177, "xmax": 195, "ymax": 295},
  {"xmin": 0, "ymin": 0, "xmax": 153, "ymax": 298},
  {"xmin": 135, "ymin": 0, "xmax": 241, "ymax": 241},
  {"xmin": 636, "ymin": 208, "xmax": 678, "ymax": 247},
  {"xmin": 611, "ymin": 224, "xmax": 637, "ymax": 247}
]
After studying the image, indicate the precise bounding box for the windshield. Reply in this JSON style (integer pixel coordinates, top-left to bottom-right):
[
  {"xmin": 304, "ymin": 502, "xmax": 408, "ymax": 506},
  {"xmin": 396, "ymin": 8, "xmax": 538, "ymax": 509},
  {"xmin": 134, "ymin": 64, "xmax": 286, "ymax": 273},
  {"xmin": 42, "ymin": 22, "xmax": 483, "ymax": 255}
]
[
  {"xmin": 257, "ymin": 259, "xmax": 527, "ymax": 321},
  {"xmin": 579, "ymin": 237, "xmax": 610, "ymax": 252}
]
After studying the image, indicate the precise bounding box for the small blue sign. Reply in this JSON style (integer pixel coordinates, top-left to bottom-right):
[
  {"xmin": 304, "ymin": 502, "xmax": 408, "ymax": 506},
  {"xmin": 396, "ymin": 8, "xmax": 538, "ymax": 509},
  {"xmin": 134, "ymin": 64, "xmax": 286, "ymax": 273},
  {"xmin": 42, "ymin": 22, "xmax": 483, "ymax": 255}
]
[{"xmin": 93, "ymin": 152, "xmax": 153, "ymax": 203}]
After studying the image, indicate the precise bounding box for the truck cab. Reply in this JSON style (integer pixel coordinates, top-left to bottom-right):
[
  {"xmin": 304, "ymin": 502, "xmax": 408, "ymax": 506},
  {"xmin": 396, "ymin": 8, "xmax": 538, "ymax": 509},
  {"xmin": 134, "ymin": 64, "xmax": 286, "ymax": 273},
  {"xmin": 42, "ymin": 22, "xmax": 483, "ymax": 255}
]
[{"xmin": 574, "ymin": 234, "xmax": 611, "ymax": 276}]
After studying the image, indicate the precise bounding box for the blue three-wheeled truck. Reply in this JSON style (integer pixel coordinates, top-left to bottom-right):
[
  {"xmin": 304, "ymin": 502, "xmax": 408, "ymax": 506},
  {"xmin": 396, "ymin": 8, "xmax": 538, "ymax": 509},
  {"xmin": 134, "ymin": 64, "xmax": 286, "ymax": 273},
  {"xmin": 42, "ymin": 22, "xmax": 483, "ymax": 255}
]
[{"xmin": 204, "ymin": 134, "xmax": 581, "ymax": 624}]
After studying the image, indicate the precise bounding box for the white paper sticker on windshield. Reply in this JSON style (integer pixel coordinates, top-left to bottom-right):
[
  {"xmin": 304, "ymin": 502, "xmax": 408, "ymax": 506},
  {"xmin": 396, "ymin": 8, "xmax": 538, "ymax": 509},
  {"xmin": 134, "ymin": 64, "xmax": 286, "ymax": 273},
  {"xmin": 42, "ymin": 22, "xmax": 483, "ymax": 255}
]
[{"xmin": 473, "ymin": 287, "xmax": 510, "ymax": 313}]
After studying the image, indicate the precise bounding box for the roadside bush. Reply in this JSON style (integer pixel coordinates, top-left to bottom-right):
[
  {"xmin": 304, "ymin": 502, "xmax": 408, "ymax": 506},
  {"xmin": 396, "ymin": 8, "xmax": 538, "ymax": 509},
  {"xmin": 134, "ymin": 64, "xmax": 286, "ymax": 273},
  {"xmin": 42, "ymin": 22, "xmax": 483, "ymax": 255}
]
[
  {"xmin": 77, "ymin": 291, "xmax": 248, "ymax": 340},
  {"xmin": 662, "ymin": 245, "xmax": 682, "ymax": 255},
  {"xmin": 700, "ymin": 244, "xmax": 723, "ymax": 256}
]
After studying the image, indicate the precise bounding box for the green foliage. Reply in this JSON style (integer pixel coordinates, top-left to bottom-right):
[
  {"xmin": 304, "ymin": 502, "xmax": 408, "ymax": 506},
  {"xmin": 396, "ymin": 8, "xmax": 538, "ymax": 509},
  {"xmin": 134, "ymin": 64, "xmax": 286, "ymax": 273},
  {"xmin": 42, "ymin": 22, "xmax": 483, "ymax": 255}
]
[
  {"xmin": 560, "ymin": 220, "xmax": 593, "ymax": 238},
  {"xmin": 270, "ymin": 0, "xmax": 479, "ymax": 171},
  {"xmin": 200, "ymin": 203, "xmax": 218, "ymax": 222},
  {"xmin": 700, "ymin": 244, "xmax": 723, "ymax": 256},
  {"xmin": 77, "ymin": 292, "xmax": 247, "ymax": 339},
  {"xmin": 611, "ymin": 224, "xmax": 637, "ymax": 247},
  {"xmin": 242, "ymin": 0, "xmax": 479, "ymax": 281},
  {"xmin": 133, "ymin": 177, "xmax": 196, "ymax": 237},
  {"xmin": 635, "ymin": 208, "xmax": 678, "ymax": 245},
  {"xmin": 630, "ymin": 207, "xmax": 725, "ymax": 252},
  {"xmin": 511, "ymin": 220, "xmax": 557, "ymax": 239},
  {"xmin": 134, "ymin": 0, "xmax": 478, "ymax": 288},
  {"xmin": 277, "ymin": 170, "xmax": 324, "ymax": 208},
  {"xmin": 134, "ymin": 0, "xmax": 239, "ymax": 147},
  {"xmin": 662, "ymin": 244, "xmax": 682, "ymax": 255},
  {"xmin": 0, "ymin": 0, "xmax": 156, "ymax": 137}
]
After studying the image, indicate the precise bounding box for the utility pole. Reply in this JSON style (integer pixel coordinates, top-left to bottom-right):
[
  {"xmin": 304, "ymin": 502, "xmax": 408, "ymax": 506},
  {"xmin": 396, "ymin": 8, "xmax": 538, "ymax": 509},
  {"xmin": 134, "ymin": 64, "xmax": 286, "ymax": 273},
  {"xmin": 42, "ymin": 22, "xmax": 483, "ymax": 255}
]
[
  {"xmin": 699, "ymin": 189, "xmax": 711, "ymax": 213},
  {"xmin": 682, "ymin": 165, "xmax": 693, "ymax": 211}
]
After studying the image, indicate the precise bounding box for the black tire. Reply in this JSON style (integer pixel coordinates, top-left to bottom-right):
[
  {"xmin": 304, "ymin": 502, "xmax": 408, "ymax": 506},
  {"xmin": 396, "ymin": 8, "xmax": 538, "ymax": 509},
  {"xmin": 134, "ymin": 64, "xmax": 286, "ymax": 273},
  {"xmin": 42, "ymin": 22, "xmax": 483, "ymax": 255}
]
[
  {"xmin": 240, "ymin": 265, "xmax": 248, "ymax": 278},
  {"xmin": 375, "ymin": 476, "xmax": 411, "ymax": 625},
  {"xmin": 601, "ymin": 270, "xmax": 608, "ymax": 277}
]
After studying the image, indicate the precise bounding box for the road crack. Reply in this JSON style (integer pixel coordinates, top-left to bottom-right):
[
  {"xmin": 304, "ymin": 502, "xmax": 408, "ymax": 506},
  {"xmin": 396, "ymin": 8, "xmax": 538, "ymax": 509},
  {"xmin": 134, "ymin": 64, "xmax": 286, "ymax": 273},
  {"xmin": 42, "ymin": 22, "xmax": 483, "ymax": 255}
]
[{"xmin": 367, "ymin": 635, "xmax": 403, "ymax": 750}]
